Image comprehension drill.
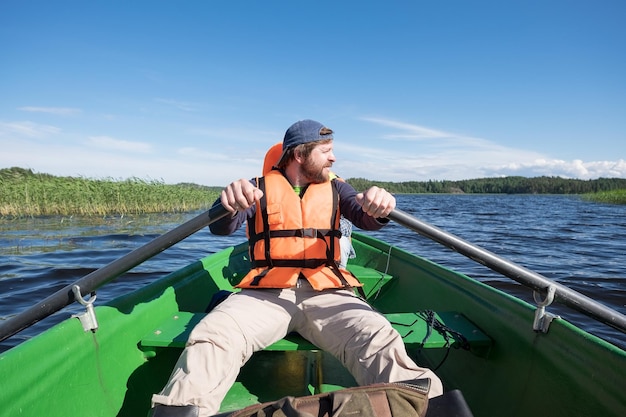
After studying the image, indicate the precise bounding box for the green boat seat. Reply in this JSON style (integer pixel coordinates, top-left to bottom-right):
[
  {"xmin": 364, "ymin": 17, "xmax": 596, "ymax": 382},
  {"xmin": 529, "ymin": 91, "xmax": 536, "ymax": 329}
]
[
  {"xmin": 346, "ymin": 264, "xmax": 393, "ymax": 297},
  {"xmin": 139, "ymin": 310, "xmax": 491, "ymax": 357}
]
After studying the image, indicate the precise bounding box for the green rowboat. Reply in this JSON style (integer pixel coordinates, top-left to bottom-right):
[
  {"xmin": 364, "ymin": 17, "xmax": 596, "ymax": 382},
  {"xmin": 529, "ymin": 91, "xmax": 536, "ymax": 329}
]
[{"xmin": 0, "ymin": 206, "xmax": 625, "ymax": 417}]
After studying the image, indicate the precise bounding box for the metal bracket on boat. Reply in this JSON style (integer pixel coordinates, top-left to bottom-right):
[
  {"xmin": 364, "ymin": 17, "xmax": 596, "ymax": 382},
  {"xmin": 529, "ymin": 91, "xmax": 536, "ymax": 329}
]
[
  {"xmin": 532, "ymin": 285, "xmax": 560, "ymax": 333},
  {"xmin": 71, "ymin": 285, "xmax": 99, "ymax": 333}
]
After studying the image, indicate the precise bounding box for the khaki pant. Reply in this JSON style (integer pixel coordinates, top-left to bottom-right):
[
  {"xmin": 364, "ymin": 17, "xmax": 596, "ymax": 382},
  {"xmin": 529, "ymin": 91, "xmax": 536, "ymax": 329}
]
[{"xmin": 152, "ymin": 282, "xmax": 443, "ymax": 416}]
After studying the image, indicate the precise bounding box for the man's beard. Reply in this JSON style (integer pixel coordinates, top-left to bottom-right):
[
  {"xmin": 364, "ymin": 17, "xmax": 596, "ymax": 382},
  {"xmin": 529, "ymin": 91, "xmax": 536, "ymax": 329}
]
[{"xmin": 301, "ymin": 157, "xmax": 330, "ymax": 184}]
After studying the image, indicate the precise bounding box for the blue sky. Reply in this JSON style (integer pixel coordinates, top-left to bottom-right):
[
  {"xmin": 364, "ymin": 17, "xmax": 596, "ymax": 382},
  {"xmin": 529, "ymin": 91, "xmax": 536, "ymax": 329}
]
[{"xmin": 1, "ymin": 0, "xmax": 624, "ymax": 186}]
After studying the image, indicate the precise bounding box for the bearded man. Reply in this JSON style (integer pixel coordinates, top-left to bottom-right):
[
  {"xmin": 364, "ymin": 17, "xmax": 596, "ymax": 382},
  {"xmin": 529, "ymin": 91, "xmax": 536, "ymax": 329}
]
[{"xmin": 150, "ymin": 120, "xmax": 443, "ymax": 417}]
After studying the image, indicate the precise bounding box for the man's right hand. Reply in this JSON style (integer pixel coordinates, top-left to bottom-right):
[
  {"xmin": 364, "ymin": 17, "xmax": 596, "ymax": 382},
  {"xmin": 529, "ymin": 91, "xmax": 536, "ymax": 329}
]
[{"xmin": 220, "ymin": 179, "xmax": 264, "ymax": 213}]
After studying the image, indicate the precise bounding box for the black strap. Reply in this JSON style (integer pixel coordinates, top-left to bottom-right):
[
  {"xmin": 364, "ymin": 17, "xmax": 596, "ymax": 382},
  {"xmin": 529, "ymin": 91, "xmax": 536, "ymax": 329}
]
[
  {"xmin": 259, "ymin": 177, "xmax": 272, "ymax": 267},
  {"xmin": 323, "ymin": 179, "xmax": 356, "ymax": 290},
  {"xmin": 245, "ymin": 176, "xmax": 274, "ymax": 267},
  {"xmin": 417, "ymin": 310, "xmax": 470, "ymax": 371},
  {"xmin": 250, "ymin": 268, "xmax": 270, "ymax": 286},
  {"xmin": 252, "ymin": 258, "xmax": 329, "ymax": 268},
  {"xmin": 328, "ymin": 179, "xmax": 340, "ymax": 263},
  {"xmin": 249, "ymin": 228, "xmax": 340, "ymax": 245}
]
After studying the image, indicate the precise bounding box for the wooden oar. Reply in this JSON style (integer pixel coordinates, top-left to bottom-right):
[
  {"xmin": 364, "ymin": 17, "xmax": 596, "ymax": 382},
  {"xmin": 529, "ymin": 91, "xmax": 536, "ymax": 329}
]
[
  {"xmin": 0, "ymin": 203, "xmax": 230, "ymax": 343},
  {"xmin": 388, "ymin": 208, "xmax": 626, "ymax": 334}
]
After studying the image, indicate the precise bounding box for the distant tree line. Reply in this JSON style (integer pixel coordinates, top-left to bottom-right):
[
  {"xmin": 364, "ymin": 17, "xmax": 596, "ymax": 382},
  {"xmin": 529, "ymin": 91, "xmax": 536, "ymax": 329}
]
[
  {"xmin": 345, "ymin": 176, "xmax": 626, "ymax": 194},
  {"xmin": 3, "ymin": 167, "xmax": 626, "ymax": 197}
]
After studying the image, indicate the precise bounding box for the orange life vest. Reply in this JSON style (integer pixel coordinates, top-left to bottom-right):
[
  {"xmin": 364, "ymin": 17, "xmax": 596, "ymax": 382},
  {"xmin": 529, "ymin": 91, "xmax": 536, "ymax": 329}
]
[
  {"xmin": 262, "ymin": 142, "xmax": 282, "ymax": 176},
  {"xmin": 236, "ymin": 170, "xmax": 362, "ymax": 290}
]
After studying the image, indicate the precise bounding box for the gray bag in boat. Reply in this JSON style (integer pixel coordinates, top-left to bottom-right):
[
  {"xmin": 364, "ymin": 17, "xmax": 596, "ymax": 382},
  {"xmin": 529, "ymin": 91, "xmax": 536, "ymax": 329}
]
[{"xmin": 227, "ymin": 379, "xmax": 430, "ymax": 417}]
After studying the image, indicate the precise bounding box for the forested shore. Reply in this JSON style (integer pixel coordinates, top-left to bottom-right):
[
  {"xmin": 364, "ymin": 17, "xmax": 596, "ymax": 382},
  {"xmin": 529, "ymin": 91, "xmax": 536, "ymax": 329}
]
[
  {"xmin": 2, "ymin": 167, "xmax": 625, "ymax": 217},
  {"xmin": 345, "ymin": 176, "xmax": 626, "ymax": 194}
]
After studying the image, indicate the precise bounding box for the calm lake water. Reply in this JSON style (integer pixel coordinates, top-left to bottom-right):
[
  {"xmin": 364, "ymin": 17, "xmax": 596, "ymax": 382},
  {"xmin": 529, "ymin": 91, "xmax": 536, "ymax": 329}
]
[{"xmin": 1, "ymin": 194, "xmax": 625, "ymax": 353}]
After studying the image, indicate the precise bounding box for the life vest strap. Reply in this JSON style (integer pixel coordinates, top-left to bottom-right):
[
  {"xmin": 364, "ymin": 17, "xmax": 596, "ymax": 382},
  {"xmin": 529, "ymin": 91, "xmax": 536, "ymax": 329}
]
[
  {"xmin": 252, "ymin": 258, "xmax": 329, "ymax": 269},
  {"xmin": 249, "ymin": 228, "xmax": 341, "ymax": 245}
]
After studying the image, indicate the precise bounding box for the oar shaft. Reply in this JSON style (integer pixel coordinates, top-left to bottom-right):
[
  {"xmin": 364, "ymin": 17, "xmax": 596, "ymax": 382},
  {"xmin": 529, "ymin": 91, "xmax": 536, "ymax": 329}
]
[
  {"xmin": 388, "ymin": 208, "xmax": 626, "ymax": 334},
  {"xmin": 0, "ymin": 204, "xmax": 229, "ymax": 343}
]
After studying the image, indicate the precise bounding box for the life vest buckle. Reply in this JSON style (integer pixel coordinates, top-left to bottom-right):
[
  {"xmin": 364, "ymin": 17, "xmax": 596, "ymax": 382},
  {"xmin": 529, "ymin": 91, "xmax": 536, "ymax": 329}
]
[{"xmin": 301, "ymin": 228, "xmax": 317, "ymax": 238}]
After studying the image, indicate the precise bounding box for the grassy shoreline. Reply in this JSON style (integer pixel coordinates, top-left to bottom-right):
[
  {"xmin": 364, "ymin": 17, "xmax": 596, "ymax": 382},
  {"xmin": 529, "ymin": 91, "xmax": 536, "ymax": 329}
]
[
  {"xmin": 1, "ymin": 168, "xmax": 220, "ymax": 218},
  {"xmin": 581, "ymin": 189, "xmax": 626, "ymax": 205},
  {"xmin": 2, "ymin": 167, "xmax": 625, "ymax": 218}
]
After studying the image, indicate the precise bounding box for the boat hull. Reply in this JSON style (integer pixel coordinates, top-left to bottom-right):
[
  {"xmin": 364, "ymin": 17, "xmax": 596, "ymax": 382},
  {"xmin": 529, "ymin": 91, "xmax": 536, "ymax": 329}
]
[{"xmin": 0, "ymin": 233, "xmax": 624, "ymax": 417}]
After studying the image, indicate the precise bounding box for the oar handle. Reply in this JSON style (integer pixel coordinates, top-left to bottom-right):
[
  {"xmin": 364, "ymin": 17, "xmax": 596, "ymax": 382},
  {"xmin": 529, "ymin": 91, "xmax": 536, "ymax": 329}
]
[
  {"xmin": 388, "ymin": 208, "xmax": 626, "ymax": 334},
  {"xmin": 0, "ymin": 203, "xmax": 230, "ymax": 343}
]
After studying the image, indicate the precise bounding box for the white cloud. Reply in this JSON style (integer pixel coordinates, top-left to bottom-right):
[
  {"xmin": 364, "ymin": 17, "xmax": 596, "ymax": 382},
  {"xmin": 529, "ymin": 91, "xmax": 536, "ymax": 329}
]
[
  {"xmin": 177, "ymin": 147, "xmax": 231, "ymax": 160},
  {"xmin": 185, "ymin": 126, "xmax": 280, "ymax": 144},
  {"xmin": 360, "ymin": 117, "xmax": 517, "ymax": 152},
  {"xmin": 1, "ymin": 115, "xmax": 624, "ymax": 186},
  {"xmin": 17, "ymin": 106, "xmax": 82, "ymax": 116},
  {"xmin": 492, "ymin": 158, "xmax": 626, "ymax": 180},
  {"xmin": 0, "ymin": 137, "xmax": 252, "ymax": 186},
  {"xmin": 333, "ymin": 117, "xmax": 626, "ymax": 181},
  {"xmin": 360, "ymin": 117, "xmax": 452, "ymax": 139},
  {"xmin": 87, "ymin": 136, "xmax": 153, "ymax": 153},
  {"xmin": 154, "ymin": 98, "xmax": 199, "ymax": 112},
  {"xmin": 0, "ymin": 121, "xmax": 61, "ymax": 138}
]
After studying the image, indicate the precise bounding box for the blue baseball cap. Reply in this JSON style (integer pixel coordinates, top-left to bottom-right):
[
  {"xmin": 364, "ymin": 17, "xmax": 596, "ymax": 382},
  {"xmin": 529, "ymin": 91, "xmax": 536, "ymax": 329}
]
[
  {"xmin": 282, "ymin": 119, "xmax": 333, "ymax": 151},
  {"xmin": 275, "ymin": 119, "xmax": 334, "ymax": 166}
]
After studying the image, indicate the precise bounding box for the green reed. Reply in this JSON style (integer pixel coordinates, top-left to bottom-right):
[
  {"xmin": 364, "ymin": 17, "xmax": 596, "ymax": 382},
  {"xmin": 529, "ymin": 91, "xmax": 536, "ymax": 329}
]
[
  {"xmin": 0, "ymin": 168, "xmax": 221, "ymax": 217},
  {"xmin": 582, "ymin": 189, "xmax": 626, "ymax": 205}
]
